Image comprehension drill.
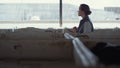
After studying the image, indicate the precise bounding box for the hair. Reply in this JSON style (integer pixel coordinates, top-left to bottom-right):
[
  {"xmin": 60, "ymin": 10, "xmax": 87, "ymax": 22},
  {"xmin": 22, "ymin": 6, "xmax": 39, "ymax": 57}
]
[{"xmin": 79, "ymin": 4, "xmax": 92, "ymax": 15}]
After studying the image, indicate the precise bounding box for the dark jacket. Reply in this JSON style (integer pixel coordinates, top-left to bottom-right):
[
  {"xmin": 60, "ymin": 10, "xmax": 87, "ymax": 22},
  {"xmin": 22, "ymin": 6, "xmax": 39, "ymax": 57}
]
[{"xmin": 77, "ymin": 16, "xmax": 94, "ymax": 33}]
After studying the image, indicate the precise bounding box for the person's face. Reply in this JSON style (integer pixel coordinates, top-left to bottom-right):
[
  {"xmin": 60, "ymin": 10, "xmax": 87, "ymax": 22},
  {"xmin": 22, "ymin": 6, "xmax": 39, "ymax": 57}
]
[{"xmin": 78, "ymin": 8, "xmax": 85, "ymax": 16}]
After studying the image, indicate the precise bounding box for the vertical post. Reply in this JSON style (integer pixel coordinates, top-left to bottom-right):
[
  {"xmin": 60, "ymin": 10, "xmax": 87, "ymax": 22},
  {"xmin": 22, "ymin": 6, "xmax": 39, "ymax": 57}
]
[{"xmin": 60, "ymin": 0, "xmax": 62, "ymax": 27}]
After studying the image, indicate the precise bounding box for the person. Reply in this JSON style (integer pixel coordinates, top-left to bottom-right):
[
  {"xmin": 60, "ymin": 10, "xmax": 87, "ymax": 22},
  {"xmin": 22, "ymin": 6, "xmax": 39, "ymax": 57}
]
[{"xmin": 73, "ymin": 4, "xmax": 94, "ymax": 33}]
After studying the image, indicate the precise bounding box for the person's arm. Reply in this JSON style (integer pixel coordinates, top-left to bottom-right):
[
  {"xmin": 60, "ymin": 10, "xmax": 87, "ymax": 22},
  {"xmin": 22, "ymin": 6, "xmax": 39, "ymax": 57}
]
[{"xmin": 83, "ymin": 22, "xmax": 92, "ymax": 33}]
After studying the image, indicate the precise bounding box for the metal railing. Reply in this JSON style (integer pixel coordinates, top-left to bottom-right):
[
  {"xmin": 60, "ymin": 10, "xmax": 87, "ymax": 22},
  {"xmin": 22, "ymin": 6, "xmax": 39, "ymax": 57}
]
[{"xmin": 64, "ymin": 33, "xmax": 98, "ymax": 68}]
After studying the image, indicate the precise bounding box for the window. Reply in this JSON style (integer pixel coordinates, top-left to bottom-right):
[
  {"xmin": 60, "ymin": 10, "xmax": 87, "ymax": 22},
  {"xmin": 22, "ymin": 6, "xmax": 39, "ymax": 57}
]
[
  {"xmin": 0, "ymin": 0, "xmax": 120, "ymax": 29},
  {"xmin": 0, "ymin": 0, "xmax": 60, "ymax": 29},
  {"xmin": 0, "ymin": 0, "xmax": 60, "ymax": 21},
  {"xmin": 62, "ymin": 0, "xmax": 120, "ymax": 29}
]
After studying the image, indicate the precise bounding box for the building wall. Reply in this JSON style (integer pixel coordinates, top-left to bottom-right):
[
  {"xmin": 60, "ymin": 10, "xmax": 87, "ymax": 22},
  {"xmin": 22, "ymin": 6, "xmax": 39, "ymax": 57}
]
[{"xmin": 104, "ymin": 7, "xmax": 120, "ymax": 14}]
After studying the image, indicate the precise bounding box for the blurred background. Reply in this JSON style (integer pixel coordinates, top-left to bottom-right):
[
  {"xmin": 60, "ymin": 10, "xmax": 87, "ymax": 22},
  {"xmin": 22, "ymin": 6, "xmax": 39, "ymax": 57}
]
[{"xmin": 0, "ymin": 0, "xmax": 120, "ymax": 29}]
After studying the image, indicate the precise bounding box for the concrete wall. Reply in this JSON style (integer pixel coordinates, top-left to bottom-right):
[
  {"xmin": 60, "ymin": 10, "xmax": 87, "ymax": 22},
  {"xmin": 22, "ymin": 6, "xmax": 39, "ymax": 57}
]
[{"xmin": 0, "ymin": 28, "xmax": 73, "ymax": 60}]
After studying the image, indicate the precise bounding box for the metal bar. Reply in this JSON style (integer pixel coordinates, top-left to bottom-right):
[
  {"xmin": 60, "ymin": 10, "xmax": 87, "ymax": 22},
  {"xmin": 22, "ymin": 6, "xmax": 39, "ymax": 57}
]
[
  {"xmin": 64, "ymin": 33, "xmax": 75, "ymax": 39},
  {"xmin": 60, "ymin": 0, "xmax": 62, "ymax": 27},
  {"xmin": 73, "ymin": 39, "xmax": 90, "ymax": 67},
  {"xmin": 64, "ymin": 33, "xmax": 98, "ymax": 67},
  {"xmin": 73, "ymin": 38, "xmax": 98, "ymax": 67}
]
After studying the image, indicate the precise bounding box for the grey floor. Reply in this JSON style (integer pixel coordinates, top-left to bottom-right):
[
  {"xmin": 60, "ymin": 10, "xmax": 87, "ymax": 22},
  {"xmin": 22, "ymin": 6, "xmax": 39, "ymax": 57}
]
[{"xmin": 0, "ymin": 60, "xmax": 77, "ymax": 68}]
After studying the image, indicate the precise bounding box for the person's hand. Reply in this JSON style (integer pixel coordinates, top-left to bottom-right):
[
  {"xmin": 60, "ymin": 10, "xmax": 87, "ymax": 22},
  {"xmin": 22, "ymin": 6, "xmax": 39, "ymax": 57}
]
[{"xmin": 73, "ymin": 26, "xmax": 78, "ymax": 33}]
